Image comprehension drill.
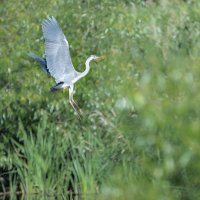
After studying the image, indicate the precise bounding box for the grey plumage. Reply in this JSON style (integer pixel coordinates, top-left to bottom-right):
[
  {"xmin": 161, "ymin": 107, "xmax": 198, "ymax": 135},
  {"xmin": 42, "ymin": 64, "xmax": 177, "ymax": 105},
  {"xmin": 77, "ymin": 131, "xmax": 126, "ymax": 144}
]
[
  {"xmin": 28, "ymin": 16, "xmax": 102, "ymax": 118},
  {"xmin": 42, "ymin": 16, "xmax": 76, "ymax": 84}
]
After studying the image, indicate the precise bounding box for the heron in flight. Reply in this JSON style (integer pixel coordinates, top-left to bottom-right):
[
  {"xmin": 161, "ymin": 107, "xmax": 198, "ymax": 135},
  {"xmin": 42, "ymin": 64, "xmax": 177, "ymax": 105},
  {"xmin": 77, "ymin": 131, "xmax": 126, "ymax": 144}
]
[{"xmin": 29, "ymin": 16, "xmax": 102, "ymax": 117}]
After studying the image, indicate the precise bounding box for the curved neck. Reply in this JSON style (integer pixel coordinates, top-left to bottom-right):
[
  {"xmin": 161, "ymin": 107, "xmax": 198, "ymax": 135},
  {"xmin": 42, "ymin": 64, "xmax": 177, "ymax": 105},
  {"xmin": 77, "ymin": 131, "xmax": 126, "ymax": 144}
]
[{"xmin": 77, "ymin": 57, "xmax": 93, "ymax": 80}]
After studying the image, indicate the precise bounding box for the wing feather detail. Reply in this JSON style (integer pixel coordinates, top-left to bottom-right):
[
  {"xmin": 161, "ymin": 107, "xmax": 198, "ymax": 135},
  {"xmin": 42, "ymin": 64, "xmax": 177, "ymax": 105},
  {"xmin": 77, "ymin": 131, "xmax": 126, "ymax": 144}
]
[{"xmin": 42, "ymin": 16, "xmax": 75, "ymax": 83}]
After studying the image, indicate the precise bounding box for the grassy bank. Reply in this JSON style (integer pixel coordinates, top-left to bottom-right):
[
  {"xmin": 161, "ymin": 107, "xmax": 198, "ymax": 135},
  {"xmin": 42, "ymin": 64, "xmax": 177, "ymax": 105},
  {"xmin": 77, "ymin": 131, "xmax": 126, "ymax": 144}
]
[{"xmin": 1, "ymin": 0, "xmax": 200, "ymax": 199}]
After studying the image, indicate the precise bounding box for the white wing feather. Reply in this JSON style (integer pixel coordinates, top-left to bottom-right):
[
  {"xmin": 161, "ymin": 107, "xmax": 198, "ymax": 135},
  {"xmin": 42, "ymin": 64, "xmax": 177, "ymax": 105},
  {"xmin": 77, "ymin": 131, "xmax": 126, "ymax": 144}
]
[{"xmin": 42, "ymin": 16, "xmax": 75, "ymax": 83}]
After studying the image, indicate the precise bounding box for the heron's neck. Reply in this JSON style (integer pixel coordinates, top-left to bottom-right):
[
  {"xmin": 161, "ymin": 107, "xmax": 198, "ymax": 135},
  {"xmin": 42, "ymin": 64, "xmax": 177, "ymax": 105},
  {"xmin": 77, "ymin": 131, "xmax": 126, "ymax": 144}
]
[{"xmin": 78, "ymin": 57, "xmax": 93, "ymax": 79}]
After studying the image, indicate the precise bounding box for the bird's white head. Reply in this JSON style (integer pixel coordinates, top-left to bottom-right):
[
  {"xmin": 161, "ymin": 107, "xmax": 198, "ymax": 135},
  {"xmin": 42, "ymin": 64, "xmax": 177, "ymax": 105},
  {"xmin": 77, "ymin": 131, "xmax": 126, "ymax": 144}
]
[
  {"xmin": 88, "ymin": 55, "xmax": 104, "ymax": 62},
  {"xmin": 89, "ymin": 55, "xmax": 100, "ymax": 60},
  {"xmin": 81, "ymin": 54, "xmax": 104, "ymax": 79}
]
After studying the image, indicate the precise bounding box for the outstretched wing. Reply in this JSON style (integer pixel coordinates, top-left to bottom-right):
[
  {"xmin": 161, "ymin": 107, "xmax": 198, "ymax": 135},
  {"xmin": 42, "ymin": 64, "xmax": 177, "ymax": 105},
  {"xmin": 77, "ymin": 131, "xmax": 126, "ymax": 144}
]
[{"xmin": 42, "ymin": 16, "xmax": 75, "ymax": 83}]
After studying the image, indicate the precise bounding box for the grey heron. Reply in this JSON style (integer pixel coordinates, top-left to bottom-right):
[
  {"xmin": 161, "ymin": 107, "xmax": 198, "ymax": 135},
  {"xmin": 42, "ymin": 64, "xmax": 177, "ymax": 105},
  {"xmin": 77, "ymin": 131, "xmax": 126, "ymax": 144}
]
[{"xmin": 29, "ymin": 16, "xmax": 102, "ymax": 117}]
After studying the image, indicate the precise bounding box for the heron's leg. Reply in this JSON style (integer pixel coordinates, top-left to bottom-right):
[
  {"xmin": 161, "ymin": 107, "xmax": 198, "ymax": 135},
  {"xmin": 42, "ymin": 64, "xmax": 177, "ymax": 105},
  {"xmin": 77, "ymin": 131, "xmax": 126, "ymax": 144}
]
[
  {"xmin": 70, "ymin": 85, "xmax": 82, "ymax": 112},
  {"xmin": 69, "ymin": 85, "xmax": 80, "ymax": 110},
  {"xmin": 69, "ymin": 86, "xmax": 81, "ymax": 119},
  {"xmin": 72, "ymin": 99, "xmax": 82, "ymax": 114},
  {"xmin": 74, "ymin": 102, "xmax": 83, "ymax": 116},
  {"xmin": 71, "ymin": 91, "xmax": 83, "ymax": 115}
]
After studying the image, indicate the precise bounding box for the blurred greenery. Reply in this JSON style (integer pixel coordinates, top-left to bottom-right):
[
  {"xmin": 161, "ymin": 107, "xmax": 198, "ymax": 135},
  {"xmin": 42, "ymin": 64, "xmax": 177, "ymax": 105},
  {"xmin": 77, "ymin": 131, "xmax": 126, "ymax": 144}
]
[{"xmin": 1, "ymin": 0, "xmax": 200, "ymax": 199}]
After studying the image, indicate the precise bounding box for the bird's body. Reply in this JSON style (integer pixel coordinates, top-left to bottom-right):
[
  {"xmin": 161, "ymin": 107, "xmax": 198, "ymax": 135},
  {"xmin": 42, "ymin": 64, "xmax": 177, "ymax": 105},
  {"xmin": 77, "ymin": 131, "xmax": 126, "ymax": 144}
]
[{"xmin": 29, "ymin": 16, "xmax": 101, "ymax": 117}]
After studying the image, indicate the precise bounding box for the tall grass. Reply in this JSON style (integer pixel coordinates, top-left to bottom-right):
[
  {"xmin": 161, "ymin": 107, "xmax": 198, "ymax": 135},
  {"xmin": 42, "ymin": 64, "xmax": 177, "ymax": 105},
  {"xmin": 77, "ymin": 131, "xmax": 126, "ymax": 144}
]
[{"xmin": 7, "ymin": 113, "xmax": 112, "ymax": 195}]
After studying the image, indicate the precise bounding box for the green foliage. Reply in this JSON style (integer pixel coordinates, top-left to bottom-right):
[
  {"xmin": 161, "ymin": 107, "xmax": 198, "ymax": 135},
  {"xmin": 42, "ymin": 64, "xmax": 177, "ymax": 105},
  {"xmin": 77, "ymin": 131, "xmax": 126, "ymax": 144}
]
[
  {"xmin": 1, "ymin": 0, "xmax": 200, "ymax": 199},
  {"xmin": 10, "ymin": 116, "xmax": 70, "ymax": 194}
]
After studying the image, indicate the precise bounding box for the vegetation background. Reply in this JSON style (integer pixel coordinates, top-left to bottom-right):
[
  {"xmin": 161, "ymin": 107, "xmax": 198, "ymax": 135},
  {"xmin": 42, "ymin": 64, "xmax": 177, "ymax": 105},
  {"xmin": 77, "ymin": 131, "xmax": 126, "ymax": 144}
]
[{"xmin": 1, "ymin": 0, "xmax": 200, "ymax": 199}]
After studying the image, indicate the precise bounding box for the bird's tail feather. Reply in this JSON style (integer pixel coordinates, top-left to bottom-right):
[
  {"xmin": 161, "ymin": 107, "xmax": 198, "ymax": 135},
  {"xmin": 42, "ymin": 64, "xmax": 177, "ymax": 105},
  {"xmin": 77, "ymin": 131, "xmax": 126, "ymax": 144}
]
[{"xmin": 28, "ymin": 53, "xmax": 49, "ymax": 74}]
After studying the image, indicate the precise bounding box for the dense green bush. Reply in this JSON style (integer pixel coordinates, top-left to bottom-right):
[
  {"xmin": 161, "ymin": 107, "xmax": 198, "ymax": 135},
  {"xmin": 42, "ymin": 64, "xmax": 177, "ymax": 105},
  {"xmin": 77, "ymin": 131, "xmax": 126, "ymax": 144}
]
[{"xmin": 1, "ymin": 0, "xmax": 200, "ymax": 199}]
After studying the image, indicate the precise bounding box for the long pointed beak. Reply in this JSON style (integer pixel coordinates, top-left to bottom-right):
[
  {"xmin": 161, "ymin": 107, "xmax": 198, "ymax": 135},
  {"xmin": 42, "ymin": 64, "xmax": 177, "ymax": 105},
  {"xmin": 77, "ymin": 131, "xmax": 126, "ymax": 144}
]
[{"xmin": 95, "ymin": 55, "xmax": 106, "ymax": 62}]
